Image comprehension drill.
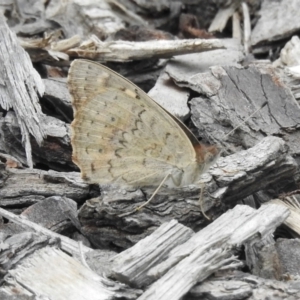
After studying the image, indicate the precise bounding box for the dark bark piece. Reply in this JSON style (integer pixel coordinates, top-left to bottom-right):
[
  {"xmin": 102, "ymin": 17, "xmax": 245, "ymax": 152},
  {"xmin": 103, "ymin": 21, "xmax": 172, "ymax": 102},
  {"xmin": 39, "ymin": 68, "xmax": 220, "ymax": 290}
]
[
  {"xmin": 21, "ymin": 196, "xmax": 78, "ymax": 233},
  {"xmin": 42, "ymin": 78, "xmax": 73, "ymax": 123},
  {"xmin": 131, "ymin": 0, "xmax": 172, "ymax": 13},
  {"xmin": 179, "ymin": 13, "xmax": 214, "ymax": 39},
  {"xmin": 114, "ymin": 25, "xmax": 175, "ymax": 41},
  {"xmin": 0, "ymin": 111, "xmax": 75, "ymax": 171},
  {"xmin": 111, "ymin": 220, "xmax": 194, "ymax": 288},
  {"xmin": 187, "ymin": 270, "xmax": 300, "ymax": 300},
  {"xmin": 245, "ymin": 235, "xmax": 283, "ymax": 280}
]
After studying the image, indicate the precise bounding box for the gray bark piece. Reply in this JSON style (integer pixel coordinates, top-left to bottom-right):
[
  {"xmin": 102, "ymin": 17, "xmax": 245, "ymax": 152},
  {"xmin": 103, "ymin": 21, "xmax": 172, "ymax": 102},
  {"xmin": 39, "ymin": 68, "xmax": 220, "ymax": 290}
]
[
  {"xmin": 276, "ymin": 238, "xmax": 300, "ymax": 276},
  {"xmin": 209, "ymin": 136, "xmax": 297, "ymax": 205},
  {"xmin": 8, "ymin": 247, "xmax": 115, "ymax": 300},
  {"xmin": 147, "ymin": 71, "xmax": 190, "ymax": 121},
  {"xmin": 72, "ymin": 0, "xmax": 142, "ymax": 37},
  {"xmin": 0, "ymin": 17, "xmax": 45, "ymax": 168},
  {"xmin": 0, "ymin": 232, "xmax": 56, "ymax": 275},
  {"xmin": 0, "ymin": 234, "xmax": 141, "ymax": 300},
  {"xmin": 246, "ymin": 238, "xmax": 282, "ymax": 280},
  {"xmin": 21, "ymin": 196, "xmax": 78, "ymax": 233},
  {"xmin": 188, "ymin": 270, "xmax": 300, "ymax": 300},
  {"xmin": 136, "ymin": 204, "xmax": 289, "ymax": 300},
  {"xmin": 131, "ymin": 0, "xmax": 172, "ymax": 13},
  {"xmin": 166, "ymin": 38, "xmax": 243, "ymax": 81},
  {"xmin": 0, "ymin": 207, "xmax": 92, "ymax": 260},
  {"xmin": 139, "ymin": 248, "xmax": 238, "ymax": 300},
  {"xmin": 86, "ymin": 249, "xmax": 117, "ymax": 277},
  {"xmin": 0, "ymin": 168, "xmax": 92, "ymax": 207},
  {"xmin": 148, "ymin": 204, "xmax": 288, "ymax": 278},
  {"xmin": 273, "ymin": 36, "xmax": 300, "ymax": 68},
  {"xmin": 189, "ymin": 65, "xmax": 300, "ymax": 155},
  {"xmin": 252, "ymin": 0, "xmax": 300, "ymax": 46},
  {"xmin": 111, "ymin": 220, "xmax": 194, "ymax": 288},
  {"xmin": 46, "ymin": 0, "xmax": 92, "ymax": 38},
  {"xmin": 0, "ymin": 290, "xmax": 34, "ymax": 300}
]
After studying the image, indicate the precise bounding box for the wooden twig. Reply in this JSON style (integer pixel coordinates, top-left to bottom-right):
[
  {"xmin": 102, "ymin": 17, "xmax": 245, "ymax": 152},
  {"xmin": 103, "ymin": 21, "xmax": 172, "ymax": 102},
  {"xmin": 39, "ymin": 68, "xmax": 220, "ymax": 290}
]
[
  {"xmin": 67, "ymin": 37, "xmax": 225, "ymax": 62},
  {"xmin": 242, "ymin": 2, "xmax": 251, "ymax": 54}
]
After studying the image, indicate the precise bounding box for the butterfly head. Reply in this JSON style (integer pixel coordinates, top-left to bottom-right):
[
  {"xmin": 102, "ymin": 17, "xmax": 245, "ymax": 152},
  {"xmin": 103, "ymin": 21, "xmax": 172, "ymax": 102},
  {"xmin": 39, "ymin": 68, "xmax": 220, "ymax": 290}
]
[{"xmin": 194, "ymin": 143, "xmax": 221, "ymax": 173}]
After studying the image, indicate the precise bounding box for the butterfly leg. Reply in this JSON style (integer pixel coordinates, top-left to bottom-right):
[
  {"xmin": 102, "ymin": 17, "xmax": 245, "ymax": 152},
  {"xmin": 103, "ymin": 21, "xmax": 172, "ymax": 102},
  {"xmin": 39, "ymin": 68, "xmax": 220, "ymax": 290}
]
[
  {"xmin": 199, "ymin": 182, "xmax": 210, "ymax": 220},
  {"xmin": 136, "ymin": 172, "xmax": 171, "ymax": 211},
  {"xmin": 118, "ymin": 172, "xmax": 171, "ymax": 217}
]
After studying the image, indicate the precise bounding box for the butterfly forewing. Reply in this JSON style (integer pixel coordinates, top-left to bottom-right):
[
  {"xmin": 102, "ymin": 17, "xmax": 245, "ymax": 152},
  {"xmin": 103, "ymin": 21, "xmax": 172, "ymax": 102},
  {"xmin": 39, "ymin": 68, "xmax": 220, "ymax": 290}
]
[{"xmin": 68, "ymin": 59, "xmax": 200, "ymax": 187}]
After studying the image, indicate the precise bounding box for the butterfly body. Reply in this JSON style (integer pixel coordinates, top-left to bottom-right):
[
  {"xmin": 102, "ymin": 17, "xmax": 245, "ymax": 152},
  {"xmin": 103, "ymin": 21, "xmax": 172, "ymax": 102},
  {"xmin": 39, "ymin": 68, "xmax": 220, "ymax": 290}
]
[{"xmin": 68, "ymin": 59, "xmax": 220, "ymax": 189}]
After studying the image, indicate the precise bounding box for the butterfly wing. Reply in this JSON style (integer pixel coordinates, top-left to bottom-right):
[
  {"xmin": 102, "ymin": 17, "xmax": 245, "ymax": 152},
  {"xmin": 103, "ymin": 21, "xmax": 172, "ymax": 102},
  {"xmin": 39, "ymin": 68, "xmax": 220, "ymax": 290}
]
[{"xmin": 68, "ymin": 59, "xmax": 214, "ymax": 188}]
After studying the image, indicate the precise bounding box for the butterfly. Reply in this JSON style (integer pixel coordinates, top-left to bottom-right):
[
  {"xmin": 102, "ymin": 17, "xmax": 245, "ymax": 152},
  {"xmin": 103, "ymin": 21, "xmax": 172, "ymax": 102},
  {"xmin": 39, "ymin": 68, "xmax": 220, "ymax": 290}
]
[{"xmin": 68, "ymin": 59, "xmax": 220, "ymax": 191}]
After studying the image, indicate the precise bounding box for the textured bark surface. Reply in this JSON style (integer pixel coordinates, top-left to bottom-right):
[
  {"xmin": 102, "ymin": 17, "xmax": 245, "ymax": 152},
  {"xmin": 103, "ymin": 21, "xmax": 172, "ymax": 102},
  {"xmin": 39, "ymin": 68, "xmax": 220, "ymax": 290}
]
[
  {"xmin": 110, "ymin": 204, "xmax": 289, "ymax": 300},
  {"xmin": 1, "ymin": 1, "xmax": 300, "ymax": 299},
  {"xmin": 78, "ymin": 136, "xmax": 296, "ymax": 249},
  {"xmin": 0, "ymin": 17, "xmax": 45, "ymax": 168}
]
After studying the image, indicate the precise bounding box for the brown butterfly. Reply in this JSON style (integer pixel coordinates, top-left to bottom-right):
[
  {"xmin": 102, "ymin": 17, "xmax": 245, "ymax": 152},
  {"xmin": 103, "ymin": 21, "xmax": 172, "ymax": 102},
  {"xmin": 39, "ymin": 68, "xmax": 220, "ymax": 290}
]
[{"xmin": 68, "ymin": 59, "xmax": 220, "ymax": 190}]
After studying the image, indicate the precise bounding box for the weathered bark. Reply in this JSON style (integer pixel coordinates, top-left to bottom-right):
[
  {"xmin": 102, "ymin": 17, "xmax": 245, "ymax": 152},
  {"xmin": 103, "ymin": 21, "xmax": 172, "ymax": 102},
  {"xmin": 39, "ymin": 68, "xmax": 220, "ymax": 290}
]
[
  {"xmin": 0, "ymin": 17, "xmax": 45, "ymax": 168},
  {"xmin": 0, "ymin": 232, "xmax": 140, "ymax": 300},
  {"xmin": 111, "ymin": 204, "xmax": 289, "ymax": 300},
  {"xmin": 0, "ymin": 166, "xmax": 97, "ymax": 208},
  {"xmin": 67, "ymin": 38, "xmax": 225, "ymax": 62},
  {"xmin": 78, "ymin": 136, "xmax": 297, "ymax": 249}
]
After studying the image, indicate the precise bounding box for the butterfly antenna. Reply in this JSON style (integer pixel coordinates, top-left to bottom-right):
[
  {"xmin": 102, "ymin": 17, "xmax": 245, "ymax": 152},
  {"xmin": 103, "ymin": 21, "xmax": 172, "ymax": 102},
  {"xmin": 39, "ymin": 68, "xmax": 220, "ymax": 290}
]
[
  {"xmin": 213, "ymin": 101, "xmax": 268, "ymax": 156},
  {"xmin": 197, "ymin": 101, "xmax": 267, "ymax": 220},
  {"xmin": 224, "ymin": 101, "xmax": 268, "ymax": 139}
]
